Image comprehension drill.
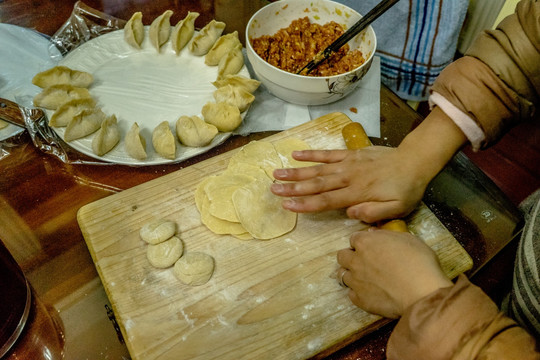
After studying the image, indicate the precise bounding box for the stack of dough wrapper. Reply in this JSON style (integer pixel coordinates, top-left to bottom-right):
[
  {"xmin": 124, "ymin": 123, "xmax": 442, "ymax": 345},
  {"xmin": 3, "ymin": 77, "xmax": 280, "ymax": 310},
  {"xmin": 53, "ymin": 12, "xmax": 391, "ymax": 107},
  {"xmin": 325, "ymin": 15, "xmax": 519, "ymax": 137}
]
[{"xmin": 195, "ymin": 138, "xmax": 316, "ymax": 240}]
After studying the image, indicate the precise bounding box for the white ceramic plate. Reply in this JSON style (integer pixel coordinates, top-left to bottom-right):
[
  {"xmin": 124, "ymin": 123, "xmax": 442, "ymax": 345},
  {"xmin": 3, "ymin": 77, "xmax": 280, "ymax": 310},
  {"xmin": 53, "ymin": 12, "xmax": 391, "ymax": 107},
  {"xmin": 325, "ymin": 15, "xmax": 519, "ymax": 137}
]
[{"xmin": 50, "ymin": 27, "xmax": 250, "ymax": 165}]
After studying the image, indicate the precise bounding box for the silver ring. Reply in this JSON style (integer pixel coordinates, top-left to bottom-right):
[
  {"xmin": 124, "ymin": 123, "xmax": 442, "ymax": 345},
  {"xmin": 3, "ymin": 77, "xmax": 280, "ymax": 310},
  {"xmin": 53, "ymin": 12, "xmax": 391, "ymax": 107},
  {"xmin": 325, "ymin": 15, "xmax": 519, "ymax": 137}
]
[{"xmin": 338, "ymin": 269, "xmax": 348, "ymax": 288}]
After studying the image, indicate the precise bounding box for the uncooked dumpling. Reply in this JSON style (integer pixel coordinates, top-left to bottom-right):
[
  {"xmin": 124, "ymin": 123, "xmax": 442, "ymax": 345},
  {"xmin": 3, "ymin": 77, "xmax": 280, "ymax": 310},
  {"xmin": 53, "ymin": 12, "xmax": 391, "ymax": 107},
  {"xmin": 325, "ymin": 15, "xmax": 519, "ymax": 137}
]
[
  {"xmin": 205, "ymin": 31, "xmax": 241, "ymax": 66},
  {"xmin": 140, "ymin": 218, "xmax": 176, "ymax": 244},
  {"xmin": 32, "ymin": 66, "xmax": 93, "ymax": 88},
  {"xmin": 176, "ymin": 115, "xmax": 218, "ymax": 147},
  {"xmin": 171, "ymin": 11, "xmax": 199, "ymax": 54},
  {"xmin": 217, "ymin": 44, "xmax": 244, "ymax": 79},
  {"xmin": 213, "ymin": 84, "xmax": 255, "ymax": 113},
  {"xmin": 173, "ymin": 252, "xmax": 215, "ymax": 286},
  {"xmin": 33, "ymin": 84, "xmax": 92, "ymax": 110},
  {"xmin": 124, "ymin": 12, "xmax": 144, "ymax": 49},
  {"xmin": 147, "ymin": 236, "xmax": 184, "ymax": 268},
  {"xmin": 149, "ymin": 10, "xmax": 173, "ymax": 52},
  {"xmin": 64, "ymin": 108, "xmax": 106, "ymax": 142},
  {"xmin": 92, "ymin": 114, "xmax": 120, "ymax": 156},
  {"xmin": 232, "ymin": 178, "xmax": 297, "ymax": 240},
  {"xmin": 125, "ymin": 122, "xmax": 147, "ymax": 160},
  {"xmin": 189, "ymin": 20, "xmax": 226, "ymax": 56},
  {"xmin": 152, "ymin": 121, "xmax": 176, "ymax": 160},
  {"xmin": 49, "ymin": 98, "xmax": 96, "ymax": 127},
  {"xmin": 212, "ymin": 75, "xmax": 261, "ymax": 94},
  {"xmin": 201, "ymin": 102, "xmax": 241, "ymax": 132}
]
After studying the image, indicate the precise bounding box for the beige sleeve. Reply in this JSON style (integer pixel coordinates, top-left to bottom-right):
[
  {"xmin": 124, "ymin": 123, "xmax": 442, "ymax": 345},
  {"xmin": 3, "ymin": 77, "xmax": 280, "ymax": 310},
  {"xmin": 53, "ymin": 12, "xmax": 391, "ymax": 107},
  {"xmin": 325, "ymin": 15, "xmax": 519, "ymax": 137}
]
[
  {"xmin": 431, "ymin": 0, "xmax": 540, "ymax": 149},
  {"xmin": 386, "ymin": 274, "xmax": 540, "ymax": 360}
]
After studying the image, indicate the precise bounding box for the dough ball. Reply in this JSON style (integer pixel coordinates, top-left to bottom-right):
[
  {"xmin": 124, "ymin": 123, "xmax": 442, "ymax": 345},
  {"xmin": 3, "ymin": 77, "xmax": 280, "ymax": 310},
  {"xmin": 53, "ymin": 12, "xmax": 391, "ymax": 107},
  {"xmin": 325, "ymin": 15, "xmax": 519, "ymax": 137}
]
[
  {"xmin": 146, "ymin": 236, "xmax": 184, "ymax": 268},
  {"xmin": 173, "ymin": 252, "xmax": 215, "ymax": 286},
  {"xmin": 140, "ymin": 219, "xmax": 176, "ymax": 244}
]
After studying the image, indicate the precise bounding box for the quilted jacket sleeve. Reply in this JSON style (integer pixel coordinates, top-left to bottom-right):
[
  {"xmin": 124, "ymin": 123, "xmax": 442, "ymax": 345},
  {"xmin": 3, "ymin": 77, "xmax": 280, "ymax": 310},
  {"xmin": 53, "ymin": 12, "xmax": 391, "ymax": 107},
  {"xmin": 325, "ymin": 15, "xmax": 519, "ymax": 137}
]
[
  {"xmin": 386, "ymin": 275, "xmax": 540, "ymax": 360},
  {"xmin": 430, "ymin": 0, "xmax": 539, "ymax": 149}
]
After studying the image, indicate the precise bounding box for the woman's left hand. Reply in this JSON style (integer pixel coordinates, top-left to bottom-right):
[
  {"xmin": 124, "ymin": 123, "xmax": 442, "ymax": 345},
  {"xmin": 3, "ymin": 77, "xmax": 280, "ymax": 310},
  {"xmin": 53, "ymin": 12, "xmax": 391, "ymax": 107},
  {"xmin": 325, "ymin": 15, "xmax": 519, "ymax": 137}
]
[{"xmin": 337, "ymin": 228, "xmax": 453, "ymax": 318}]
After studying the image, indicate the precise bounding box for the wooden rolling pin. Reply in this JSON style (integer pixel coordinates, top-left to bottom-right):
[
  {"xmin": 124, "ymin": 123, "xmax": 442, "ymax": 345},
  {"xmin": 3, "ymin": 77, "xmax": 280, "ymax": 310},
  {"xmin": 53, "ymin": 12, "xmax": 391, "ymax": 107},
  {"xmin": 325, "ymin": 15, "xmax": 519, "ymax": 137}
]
[{"xmin": 341, "ymin": 122, "xmax": 408, "ymax": 232}]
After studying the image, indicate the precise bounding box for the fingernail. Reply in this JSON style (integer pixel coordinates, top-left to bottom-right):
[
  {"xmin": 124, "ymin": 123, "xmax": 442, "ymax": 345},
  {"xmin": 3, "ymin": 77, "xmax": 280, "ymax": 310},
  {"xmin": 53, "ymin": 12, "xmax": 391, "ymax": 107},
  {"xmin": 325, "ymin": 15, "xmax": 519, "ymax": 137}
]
[
  {"xmin": 271, "ymin": 183, "xmax": 284, "ymax": 193},
  {"xmin": 283, "ymin": 198, "xmax": 296, "ymax": 209}
]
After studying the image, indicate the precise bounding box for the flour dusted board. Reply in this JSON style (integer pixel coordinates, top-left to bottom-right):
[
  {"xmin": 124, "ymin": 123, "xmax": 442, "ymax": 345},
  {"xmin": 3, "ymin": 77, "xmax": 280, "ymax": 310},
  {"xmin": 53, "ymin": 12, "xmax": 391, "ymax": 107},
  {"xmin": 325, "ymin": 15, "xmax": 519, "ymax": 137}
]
[{"xmin": 77, "ymin": 112, "xmax": 473, "ymax": 360}]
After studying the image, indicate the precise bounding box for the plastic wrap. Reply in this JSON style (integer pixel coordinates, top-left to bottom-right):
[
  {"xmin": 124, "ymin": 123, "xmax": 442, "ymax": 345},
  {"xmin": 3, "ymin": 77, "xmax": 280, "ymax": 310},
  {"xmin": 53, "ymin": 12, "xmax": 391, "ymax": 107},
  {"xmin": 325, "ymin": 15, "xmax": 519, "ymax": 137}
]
[{"xmin": 48, "ymin": 1, "xmax": 127, "ymax": 60}]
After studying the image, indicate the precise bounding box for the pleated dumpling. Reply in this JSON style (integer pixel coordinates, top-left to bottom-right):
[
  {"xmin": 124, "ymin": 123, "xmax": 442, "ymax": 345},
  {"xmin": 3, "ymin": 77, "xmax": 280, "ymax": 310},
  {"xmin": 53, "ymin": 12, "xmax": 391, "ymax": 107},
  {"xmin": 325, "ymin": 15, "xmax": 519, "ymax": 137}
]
[
  {"xmin": 152, "ymin": 121, "xmax": 176, "ymax": 159},
  {"xmin": 189, "ymin": 20, "xmax": 226, "ymax": 56},
  {"xmin": 33, "ymin": 84, "xmax": 92, "ymax": 110},
  {"xmin": 201, "ymin": 102, "xmax": 242, "ymax": 132},
  {"xmin": 205, "ymin": 31, "xmax": 241, "ymax": 66},
  {"xmin": 32, "ymin": 66, "xmax": 93, "ymax": 88},
  {"xmin": 171, "ymin": 11, "xmax": 200, "ymax": 54},
  {"xmin": 212, "ymin": 75, "xmax": 261, "ymax": 94},
  {"xmin": 49, "ymin": 98, "xmax": 96, "ymax": 127},
  {"xmin": 149, "ymin": 10, "xmax": 173, "ymax": 52},
  {"xmin": 92, "ymin": 114, "xmax": 120, "ymax": 156},
  {"xmin": 213, "ymin": 85, "xmax": 255, "ymax": 113},
  {"xmin": 176, "ymin": 115, "xmax": 218, "ymax": 147},
  {"xmin": 217, "ymin": 44, "xmax": 244, "ymax": 80},
  {"xmin": 124, "ymin": 12, "xmax": 144, "ymax": 49},
  {"xmin": 125, "ymin": 122, "xmax": 147, "ymax": 160},
  {"xmin": 64, "ymin": 108, "xmax": 106, "ymax": 142}
]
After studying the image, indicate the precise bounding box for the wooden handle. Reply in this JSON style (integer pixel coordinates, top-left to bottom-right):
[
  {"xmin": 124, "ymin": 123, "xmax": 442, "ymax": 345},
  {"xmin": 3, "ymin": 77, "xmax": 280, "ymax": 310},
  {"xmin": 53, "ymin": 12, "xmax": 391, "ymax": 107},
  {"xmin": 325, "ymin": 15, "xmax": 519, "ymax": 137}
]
[
  {"xmin": 341, "ymin": 122, "xmax": 371, "ymax": 149},
  {"xmin": 0, "ymin": 98, "xmax": 26, "ymax": 128},
  {"xmin": 341, "ymin": 121, "xmax": 408, "ymax": 232}
]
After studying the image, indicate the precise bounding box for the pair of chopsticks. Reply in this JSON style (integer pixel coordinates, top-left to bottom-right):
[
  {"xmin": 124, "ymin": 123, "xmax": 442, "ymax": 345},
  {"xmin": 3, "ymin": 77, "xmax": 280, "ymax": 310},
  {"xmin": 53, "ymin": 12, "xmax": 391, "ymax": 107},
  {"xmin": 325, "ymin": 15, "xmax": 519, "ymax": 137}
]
[{"xmin": 297, "ymin": 0, "xmax": 400, "ymax": 75}]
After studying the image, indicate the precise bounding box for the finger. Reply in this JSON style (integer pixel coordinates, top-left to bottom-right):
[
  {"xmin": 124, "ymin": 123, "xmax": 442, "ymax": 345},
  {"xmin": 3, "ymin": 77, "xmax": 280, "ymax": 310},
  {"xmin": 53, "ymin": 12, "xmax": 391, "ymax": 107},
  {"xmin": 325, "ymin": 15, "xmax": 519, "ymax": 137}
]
[
  {"xmin": 271, "ymin": 172, "xmax": 350, "ymax": 197},
  {"xmin": 290, "ymin": 149, "xmax": 349, "ymax": 163},
  {"xmin": 346, "ymin": 201, "xmax": 411, "ymax": 223},
  {"xmin": 348, "ymin": 230, "xmax": 372, "ymax": 252},
  {"xmin": 337, "ymin": 247, "xmax": 355, "ymax": 268},
  {"xmin": 273, "ymin": 160, "xmax": 346, "ymax": 182},
  {"xmin": 279, "ymin": 187, "xmax": 362, "ymax": 213}
]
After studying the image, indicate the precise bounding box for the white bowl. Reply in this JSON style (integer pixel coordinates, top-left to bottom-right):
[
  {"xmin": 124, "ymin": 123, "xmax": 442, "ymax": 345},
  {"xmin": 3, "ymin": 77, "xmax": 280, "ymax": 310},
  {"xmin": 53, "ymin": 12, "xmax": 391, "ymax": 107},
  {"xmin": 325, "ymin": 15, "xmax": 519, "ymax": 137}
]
[{"xmin": 246, "ymin": 0, "xmax": 377, "ymax": 106}]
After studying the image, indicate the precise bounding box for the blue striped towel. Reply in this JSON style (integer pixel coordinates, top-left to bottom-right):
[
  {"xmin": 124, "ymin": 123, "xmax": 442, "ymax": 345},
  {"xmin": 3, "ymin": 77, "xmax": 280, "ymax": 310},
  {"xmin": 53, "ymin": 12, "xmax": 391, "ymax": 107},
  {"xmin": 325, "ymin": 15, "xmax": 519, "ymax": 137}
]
[{"xmin": 338, "ymin": 0, "xmax": 468, "ymax": 101}]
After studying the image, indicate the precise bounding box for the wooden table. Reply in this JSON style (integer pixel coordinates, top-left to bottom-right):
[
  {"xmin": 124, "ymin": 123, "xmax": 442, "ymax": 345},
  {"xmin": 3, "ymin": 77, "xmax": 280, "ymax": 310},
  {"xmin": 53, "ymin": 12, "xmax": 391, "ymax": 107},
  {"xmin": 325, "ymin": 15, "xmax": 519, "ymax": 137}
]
[{"xmin": 0, "ymin": 1, "xmax": 523, "ymax": 359}]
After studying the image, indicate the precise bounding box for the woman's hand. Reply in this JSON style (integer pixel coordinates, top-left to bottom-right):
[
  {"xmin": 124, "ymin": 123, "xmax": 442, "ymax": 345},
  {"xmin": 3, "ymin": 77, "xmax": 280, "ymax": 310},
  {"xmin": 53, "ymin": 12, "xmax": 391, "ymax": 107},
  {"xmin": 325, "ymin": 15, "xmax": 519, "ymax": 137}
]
[
  {"xmin": 270, "ymin": 107, "xmax": 469, "ymax": 224},
  {"xmin": 337, "ymin": 228, "xmax": 453, "ymax": 318},
  {"xmin": 271, "ymin": 146, "xmax": 429, "ymax": 223}
]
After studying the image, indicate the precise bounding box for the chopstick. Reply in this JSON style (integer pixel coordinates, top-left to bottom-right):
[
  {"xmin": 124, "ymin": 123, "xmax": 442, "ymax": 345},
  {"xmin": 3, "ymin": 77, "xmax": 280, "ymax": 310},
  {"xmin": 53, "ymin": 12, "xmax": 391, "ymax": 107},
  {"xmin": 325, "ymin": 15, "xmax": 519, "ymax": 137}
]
[{"xmin": 297, "ymin": 0, "xmax": 400, "ymax": 75}]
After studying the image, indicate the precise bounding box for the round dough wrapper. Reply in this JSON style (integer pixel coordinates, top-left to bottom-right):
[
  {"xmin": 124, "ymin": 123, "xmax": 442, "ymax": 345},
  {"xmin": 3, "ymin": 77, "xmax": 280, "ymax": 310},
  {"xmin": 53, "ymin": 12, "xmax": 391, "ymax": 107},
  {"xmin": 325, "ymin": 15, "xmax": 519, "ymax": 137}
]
[
  {"xmin": 232, "ymin": 179, "xmax": 297, "ymax": 240},
  {"xmin": 140, "ymin": 219, "xmax": 177, "ymax": 244},
  {"xmin": 273, "ymin": 138, "xmax": 317, "ymax": 168},
  {"xmin": 205, "ymin": 172, "xmax": 255, "ymax": 222},
  {"xmin": 228, "ymin": 141, "xmax": 282, "ymax": 179},
  {"xmin": 147, "ymin": 236, "xmax": 184, "ymax": 268},
  {"xmin": 174, "ymin": 252, "xmax": 215, "ymax": 286}
]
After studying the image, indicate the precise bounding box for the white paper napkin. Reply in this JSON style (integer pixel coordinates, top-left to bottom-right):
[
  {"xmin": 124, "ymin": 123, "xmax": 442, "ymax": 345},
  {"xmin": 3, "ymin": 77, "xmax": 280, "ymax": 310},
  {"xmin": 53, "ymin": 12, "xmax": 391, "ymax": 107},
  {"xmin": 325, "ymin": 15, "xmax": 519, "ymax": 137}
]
[{"xmin": 238, "ymin": 56, "xmax": 381, "ymax": 138}]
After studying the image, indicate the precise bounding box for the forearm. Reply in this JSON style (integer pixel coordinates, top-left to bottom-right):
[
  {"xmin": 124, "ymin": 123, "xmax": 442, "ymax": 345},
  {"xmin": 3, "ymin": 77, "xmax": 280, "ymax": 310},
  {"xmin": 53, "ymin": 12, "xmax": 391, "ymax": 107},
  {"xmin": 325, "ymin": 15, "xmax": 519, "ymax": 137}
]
[{"xmin": 397, "ymin": 106, "xmax": 468, "ymax": 186}]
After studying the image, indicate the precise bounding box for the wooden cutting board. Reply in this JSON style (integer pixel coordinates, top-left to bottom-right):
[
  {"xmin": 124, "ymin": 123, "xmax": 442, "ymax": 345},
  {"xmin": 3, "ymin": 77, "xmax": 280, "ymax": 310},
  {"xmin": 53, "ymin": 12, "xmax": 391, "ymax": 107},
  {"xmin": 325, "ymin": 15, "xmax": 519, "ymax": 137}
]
[{"xmin": 77, "ymin": 112, "xmax": 473, "ymax": 360}]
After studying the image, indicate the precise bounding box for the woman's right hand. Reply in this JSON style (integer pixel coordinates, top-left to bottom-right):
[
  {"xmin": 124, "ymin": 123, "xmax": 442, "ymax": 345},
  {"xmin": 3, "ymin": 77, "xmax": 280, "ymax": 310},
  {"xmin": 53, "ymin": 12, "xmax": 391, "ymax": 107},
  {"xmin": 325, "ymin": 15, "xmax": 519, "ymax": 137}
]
[{"xmin": 271, "ymin": 146, "xmax": 429, "ymax": 223}]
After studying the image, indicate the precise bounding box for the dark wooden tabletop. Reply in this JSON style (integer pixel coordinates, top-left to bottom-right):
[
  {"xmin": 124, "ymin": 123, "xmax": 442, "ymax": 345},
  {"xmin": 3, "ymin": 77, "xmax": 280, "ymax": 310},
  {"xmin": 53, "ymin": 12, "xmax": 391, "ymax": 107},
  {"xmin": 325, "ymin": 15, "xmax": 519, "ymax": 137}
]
[{"xmin": 0, "ymin": 1, "xmax": 523, "ymax": 359}]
